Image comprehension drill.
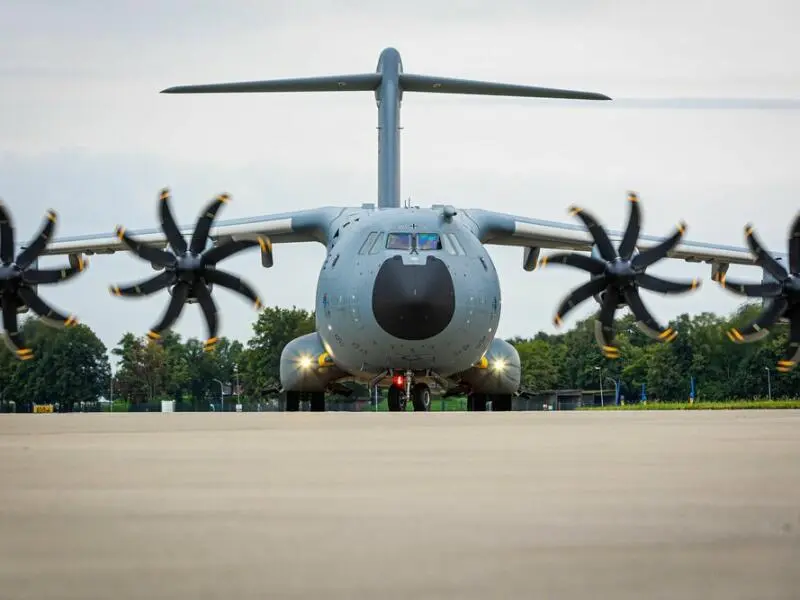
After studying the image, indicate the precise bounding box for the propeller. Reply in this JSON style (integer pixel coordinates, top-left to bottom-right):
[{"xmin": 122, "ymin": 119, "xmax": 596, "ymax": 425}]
[
  {"xmin": 110, "ymin": 188, "xmax": 271, "ymax": 351},
  {"xmin": 538, "ymin": 192, "xmax": 701, "ymax": 358},
  {"xmin": 713, "ymin": 215, "xmax": 800, "ymax": 373},
  {"xmin": 0, "ymin": 201, "xmax": 87, "ymax": 360}
]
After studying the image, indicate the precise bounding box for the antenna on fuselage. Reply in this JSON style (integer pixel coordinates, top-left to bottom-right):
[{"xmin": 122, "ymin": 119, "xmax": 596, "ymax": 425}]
[{"xmin": 161, "ymin": 47, "xmax": 610, "ymax": 210}]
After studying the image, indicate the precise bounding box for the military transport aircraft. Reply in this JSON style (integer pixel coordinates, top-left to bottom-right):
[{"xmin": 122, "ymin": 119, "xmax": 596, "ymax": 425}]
[{"xmin": 2, "ymin": 47, "xmax": 798, "ymax": 411}]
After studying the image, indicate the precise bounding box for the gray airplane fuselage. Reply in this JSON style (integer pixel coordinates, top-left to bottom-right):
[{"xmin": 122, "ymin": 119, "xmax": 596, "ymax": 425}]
[{"xmin": 314, "ymin": 206, "xmax": 501, "ymax": 379}]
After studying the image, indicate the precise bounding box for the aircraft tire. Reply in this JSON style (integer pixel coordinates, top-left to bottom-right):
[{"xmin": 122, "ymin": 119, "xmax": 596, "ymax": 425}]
[
  {"xmin": 467, "ymin": 393, "xmax": 488, "ymax": 411},
  {"xmin": 387, "ymin": 386, "xmax": 406, "ymax": 411},
  {"xmin": 411, "ymin": 383, "xmax": 431, "ymax": 412},
  {"xmin": 491, "ymin": 394, "xmax": 513, "ymax": 411},
  {"xmin": 285, "ymin": 391, "xmax": 300, "ymax": 412},
  {"xmin": 309, "ymin": 392, "xmax": 326, "ymax": 412}
]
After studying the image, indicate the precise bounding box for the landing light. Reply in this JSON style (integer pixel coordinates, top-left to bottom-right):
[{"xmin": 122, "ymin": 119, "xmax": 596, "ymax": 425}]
[
  {"xmin": 297, "ymin": 354, "xmax": 313, "ymax": 370},
  {"xmin": 491, "ymin": 358, "xmax": 507, "ymax": 373}
]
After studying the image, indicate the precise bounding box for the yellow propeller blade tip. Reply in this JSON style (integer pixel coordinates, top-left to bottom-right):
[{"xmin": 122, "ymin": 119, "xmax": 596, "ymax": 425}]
[
  {"xmin": 47, "ymin": 210, "xmax": 57, "ymax": 222},
  {"xmin": 159, "ymin": 189, "xmax": 170, "ymax": 200}
]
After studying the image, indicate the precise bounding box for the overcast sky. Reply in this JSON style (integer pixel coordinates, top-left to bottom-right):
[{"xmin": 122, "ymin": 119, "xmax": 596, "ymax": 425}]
[{"xmin": 1, "ymin": 0, "xmax": 798, "ymax": 361}]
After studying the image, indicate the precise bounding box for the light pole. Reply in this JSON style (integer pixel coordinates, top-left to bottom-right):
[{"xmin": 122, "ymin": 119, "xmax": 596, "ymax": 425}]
[
  {"xmin": 109, "ymin": 374, "xmax": 114, "ymax": 413},
  {"xmin": 234, "ymin": 364, "xmax": 240, "ymax": 410},
  {"xmin": 594, "ymin": 366, "xmax": 604, "ymax": 407},
  {"xmin": 765, "ymin": 367, "xmax": 772, "ymax": 400},
  {"xmin": 605, "ymin": 377, "xmax": 619, "ymax": 406},
  {"xmin": 213, "ymin": 378, "xmax": 224, "ymax": 412}
]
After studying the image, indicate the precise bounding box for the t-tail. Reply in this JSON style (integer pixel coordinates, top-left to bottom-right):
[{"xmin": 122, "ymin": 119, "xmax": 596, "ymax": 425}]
[{"xmin": 162, "ymin": 47, "xmax": 611, "ymax": 209}]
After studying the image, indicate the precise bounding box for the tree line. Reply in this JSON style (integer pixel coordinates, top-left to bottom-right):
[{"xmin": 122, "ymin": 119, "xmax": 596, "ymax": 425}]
[{"xmin": 0, "ymin": 301, "xmax": 795, "ymax": 412}]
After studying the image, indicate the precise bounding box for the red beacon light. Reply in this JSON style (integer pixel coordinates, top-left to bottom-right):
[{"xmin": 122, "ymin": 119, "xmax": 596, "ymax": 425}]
[{"xmin": 392, "ymin": 374, "xmax": 405, "ymax": 388}]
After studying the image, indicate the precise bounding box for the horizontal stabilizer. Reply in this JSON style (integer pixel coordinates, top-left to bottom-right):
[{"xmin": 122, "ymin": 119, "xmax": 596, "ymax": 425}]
[
  {"xmin": 161, "ymin": 73, "xmax": 381, "ymax": 94},
  {"xmin": 399, "ymin": 73, "xmax": 610, "ymax": 101}
]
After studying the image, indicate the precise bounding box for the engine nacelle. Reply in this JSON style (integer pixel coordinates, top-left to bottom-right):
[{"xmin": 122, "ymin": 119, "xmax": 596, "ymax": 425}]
[
  {"xmin": 280, "ymin": 332, "xmax": 346, "ymax": 392},
  {"xmin": 761, "ymin": 255, "xmax": 789, "ymax": 323},
  {"xmin": 457, "ymin": 337, "xmax": 521, "ymax": 395},
  {"xmin": 589, "ymin": 244, "xmax": 628, "ymax": 308}
]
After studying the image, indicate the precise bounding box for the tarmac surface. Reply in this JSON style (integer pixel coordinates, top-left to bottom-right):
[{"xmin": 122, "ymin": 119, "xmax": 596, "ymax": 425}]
[{"xmin": 1, "ymin": 410, "xmax": 799, "ymax": 600}]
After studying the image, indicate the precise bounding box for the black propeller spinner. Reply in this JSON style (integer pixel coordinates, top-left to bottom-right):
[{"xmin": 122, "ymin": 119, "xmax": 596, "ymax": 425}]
[
  {"xmin": 714, "ymin": 214, "xmax": 800, "ymax": 373},
  {"xmin": 0, "ymin": 202, "xmax": 87, "ymax": 360},
  {"xmin": 110, "ymin": 189, "xmax": 270, "ymax": 351},
  {"xmin": 539, "ymin": 192, "xmax": 701, "ymax": 358}
]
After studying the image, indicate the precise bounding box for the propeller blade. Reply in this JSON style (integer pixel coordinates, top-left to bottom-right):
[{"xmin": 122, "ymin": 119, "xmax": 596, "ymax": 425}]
[
  {"xmin": 623, "ymin": 288, "xmax": 678, "ymax": 342},
  {"xmin": 109, "ymin": 271, "xmax": 176, "ymax": 297},
  {"xmin": 789, "ymin": 212, "xmax": 800, "ymax": 274},
  {"xmin": 594, "ymin": 287, "xmax": 621, "ymax": 358},
  {"xmin": 618, "ymin": 192, "xmax": 641, "ymax": 260},
  {"xmin": 116, "ymin": 226, "xmax": 176, "ymax": 268},
  {"xmin": 159, "ymin": 189, "xmax": 188, "ymax": 255},
  {"xmin": 1, "ymin": 293, "xmax": 32, "ymax": 360},
  {"xmin": 567, "ymin": 206, "xmax": 617, "ymax": 261},
  {"xmin": 193, "ymin": 283, "xmax": 219, "ymax": 351},
  {"xmin": 538, "ymin": 252, "xmax": 606, "ymax": 275},
  {"xmin": 637, "ymin": 273, "xmax": 701, "ymax": 295},
  {"xmin": 0, "ymin": 202, "xmax": 15, "ymax": 264},
  {"xmin": 146, "ymin": 281, "xmax": 188, "ymax": 342},
  {"xmin": 631, "ymin": 222, "xmax": 687, "ymax": 270},
  {"xmin": 777, "ymin": 306, "xmax": 800, "ymax": 373},
  {"xmin": 17, "ymin": 287, "xmax": 78, "ymax": 328},
  {"xmin": 22, "ymin": 256, "xmax": 88, "ymax": 285},
  {"xmin": 744, "ymin": 224, "xmax": 788, "ymax": 281},
  {"xmin": 726, "ymin": 296, "xmax": 788, "ymax": 343},
  {"xmin": 552, "ymin": 276, "xmax": 607, "ymax": 326},
  {"xmin": 190, "ymin": 194, "xmax": 228, "ymax": 255},
  {"xmin": 712, "ymin": 272, "xmax": 783, "ymax": 298},
  {"xmin": 202, "ymin": 269, "xmax": 263, "ymax": 309},
  {"xmin": 201, "ymin": 238, "xmax": 266, "ymax": 266},
  {"xmin": 15, "ymin": 210, "xmax": 57, "ymax": 269}
]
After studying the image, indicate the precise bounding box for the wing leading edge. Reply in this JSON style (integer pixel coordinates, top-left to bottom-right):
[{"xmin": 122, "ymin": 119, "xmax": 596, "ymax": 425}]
[
  {"xmin": 463, "ymin": 208, "xmax": 782, "ymax": 269},
  {"xmin": 34, "ymin": 207, "xmax": 346, "ymax": 258}
]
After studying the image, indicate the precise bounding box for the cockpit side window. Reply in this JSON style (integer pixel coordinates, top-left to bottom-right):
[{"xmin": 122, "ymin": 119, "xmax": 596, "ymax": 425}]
[
  {"xmin": 417, "ymin": 233, "xmax": 442, "ymax": 251},
  {"xmin": 386, "ymin": 232, "xmax": 413, "ymax": 250},
  {"xmin": 359, "ymin": 232, "xmax": 379, "ymax": 255},
  {"xmin": 446, "ymin": 233, "xmax": 466, "ymax": 255}
]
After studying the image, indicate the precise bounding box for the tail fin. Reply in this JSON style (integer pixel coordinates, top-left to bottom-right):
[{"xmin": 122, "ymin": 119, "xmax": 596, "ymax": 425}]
[{"xmin": 161, "ymin": 47, "xmax": 609, "ymax": 208}]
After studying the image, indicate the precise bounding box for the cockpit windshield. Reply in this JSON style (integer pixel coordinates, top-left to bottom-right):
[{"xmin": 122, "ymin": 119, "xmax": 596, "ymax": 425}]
[
  {"xmin": 386, "ymin": 232, "xmax": 413, "ymax": 250},
  {"xmin": 385, "ymin": 232, "xmax": 442, "ymax": 251},
  {"xmin": 417, "ymin": 233, "xmax": 441, "ymax": 250}
]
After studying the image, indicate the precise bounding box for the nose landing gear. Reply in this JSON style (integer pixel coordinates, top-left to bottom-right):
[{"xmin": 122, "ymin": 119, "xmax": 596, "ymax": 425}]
[{"xmin": 387, "ymin": 371, "xmax": 431, "ymax": 411}]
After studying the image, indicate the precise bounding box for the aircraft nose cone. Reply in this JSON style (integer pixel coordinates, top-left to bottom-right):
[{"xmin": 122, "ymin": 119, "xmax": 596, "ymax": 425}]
[{"xmin": 372, "ymin": 255, "xmax": 455, "ymax": 340}]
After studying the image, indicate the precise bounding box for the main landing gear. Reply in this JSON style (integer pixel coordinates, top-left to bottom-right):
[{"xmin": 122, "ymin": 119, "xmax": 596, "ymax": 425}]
[
  {"xmin": 466, "ymin": 393, "xmax": 513, "ymax": 411},
  {"xmin": 284, "ymin": 391, "xmax": 326, "ymax": 412},
  {"xmin": 387, "ymin": 371, "xmax": 431, "ymax": 412}
]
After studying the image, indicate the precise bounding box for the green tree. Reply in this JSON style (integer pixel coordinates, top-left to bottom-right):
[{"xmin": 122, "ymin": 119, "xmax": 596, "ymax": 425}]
[{"xmin": 3, "ymin": 317, "xmax": 109, "ymax": 412}]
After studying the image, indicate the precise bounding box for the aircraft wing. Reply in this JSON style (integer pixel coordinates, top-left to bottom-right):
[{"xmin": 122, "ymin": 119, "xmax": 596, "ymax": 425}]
[
  {"xmin": 462, "ymin": 208, "xmax": 779, "ymax": 273},
  {"xmin": 35, "ymin": 207, "xmax": 345, "ymax": 258}
]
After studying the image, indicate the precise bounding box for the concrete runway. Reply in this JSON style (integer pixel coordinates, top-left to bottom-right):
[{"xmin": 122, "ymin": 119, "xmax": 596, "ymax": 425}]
[{"xmin": 1, "ymin": 411, "xmax": 798, "ymax": 599}]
